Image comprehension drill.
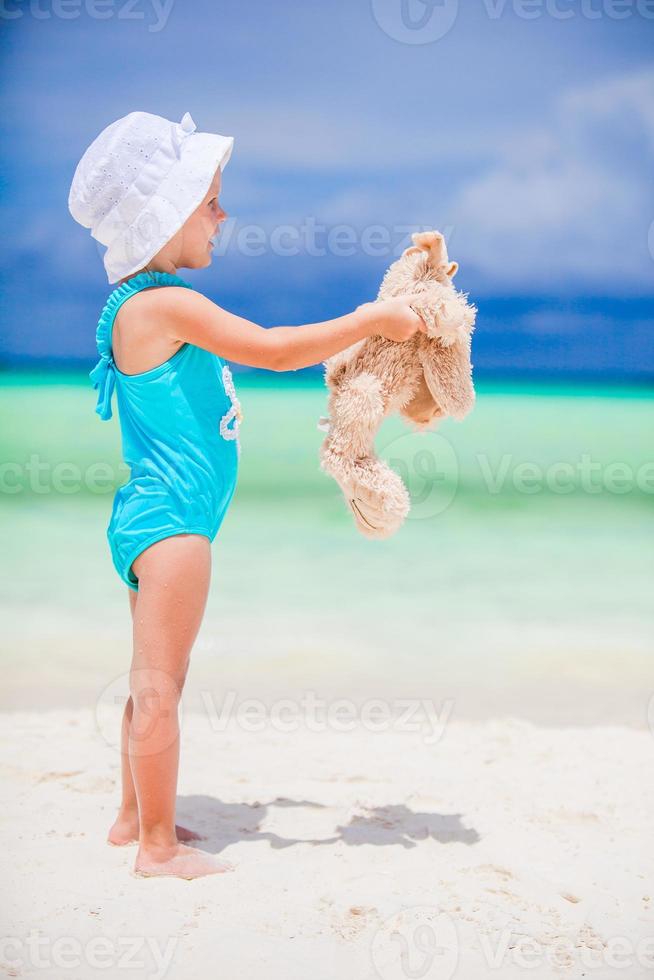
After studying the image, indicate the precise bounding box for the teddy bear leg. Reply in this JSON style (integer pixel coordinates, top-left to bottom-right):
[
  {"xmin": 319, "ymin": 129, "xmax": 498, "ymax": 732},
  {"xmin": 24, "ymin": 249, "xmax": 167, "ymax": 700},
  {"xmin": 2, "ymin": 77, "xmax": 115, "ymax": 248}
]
[
  {"xmin": 324, "ymin": 372, "xmax": 383, "ymax": 459},
  {"xmin": 342, "ymin": 458, "xmax": 411, "ymax": 539},
  {"xmin": 320, "ymin": 373, "xmax": 410, "ymax": 539}
]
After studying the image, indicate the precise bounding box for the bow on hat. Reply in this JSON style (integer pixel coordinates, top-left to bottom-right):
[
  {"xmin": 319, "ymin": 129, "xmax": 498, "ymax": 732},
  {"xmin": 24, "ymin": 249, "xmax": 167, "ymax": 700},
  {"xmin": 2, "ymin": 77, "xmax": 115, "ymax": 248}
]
[{"xmin": 171, "ymin": 111, "xmax": 197, "ymax": 159}]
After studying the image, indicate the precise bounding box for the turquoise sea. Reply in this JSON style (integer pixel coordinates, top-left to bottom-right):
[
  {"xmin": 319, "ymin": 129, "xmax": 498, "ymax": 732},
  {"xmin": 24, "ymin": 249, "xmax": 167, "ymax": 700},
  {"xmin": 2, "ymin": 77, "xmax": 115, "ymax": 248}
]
[{"xmin": 1, "ymin": 372, "xmax": 652, "ymax": 726}]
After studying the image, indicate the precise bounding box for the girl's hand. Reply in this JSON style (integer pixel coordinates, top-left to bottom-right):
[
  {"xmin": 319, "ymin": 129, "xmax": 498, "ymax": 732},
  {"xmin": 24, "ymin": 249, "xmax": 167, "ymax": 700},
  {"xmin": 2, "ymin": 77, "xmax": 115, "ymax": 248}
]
[{"xmin": 356, "ymin": 295, "xmax": 428, "ymax": 342}]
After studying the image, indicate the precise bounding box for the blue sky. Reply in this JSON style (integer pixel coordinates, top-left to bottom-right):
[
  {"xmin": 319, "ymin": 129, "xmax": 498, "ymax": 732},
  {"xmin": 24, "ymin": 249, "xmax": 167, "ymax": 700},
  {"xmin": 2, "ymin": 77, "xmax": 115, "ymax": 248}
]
[{"xmin": 0, "ymin": 0, "xmax": 652, "ymax": 378}]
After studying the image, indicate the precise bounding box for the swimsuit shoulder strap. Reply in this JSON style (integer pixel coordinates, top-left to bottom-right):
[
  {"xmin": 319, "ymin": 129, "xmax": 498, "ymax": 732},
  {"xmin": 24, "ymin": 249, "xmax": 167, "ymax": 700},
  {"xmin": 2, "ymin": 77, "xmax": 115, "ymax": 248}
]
[
  {"xmin": 95, "ymin": 271, "xmax": 193, "ymax": 361},
  {"xmin": 90, "ymin": 270, "xmax": 193, "ymax": 421}
]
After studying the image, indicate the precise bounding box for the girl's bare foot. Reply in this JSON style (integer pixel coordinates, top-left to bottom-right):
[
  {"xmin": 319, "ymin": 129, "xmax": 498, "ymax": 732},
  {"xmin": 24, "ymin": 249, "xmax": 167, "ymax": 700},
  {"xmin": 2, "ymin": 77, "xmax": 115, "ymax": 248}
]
[
  {"xmin": 133, "ymin": 842, "xmax": 235, "ymax": 879},
  {"xmin": 108, "ymin": 814, "xmax": 204, "ymax": 847}
]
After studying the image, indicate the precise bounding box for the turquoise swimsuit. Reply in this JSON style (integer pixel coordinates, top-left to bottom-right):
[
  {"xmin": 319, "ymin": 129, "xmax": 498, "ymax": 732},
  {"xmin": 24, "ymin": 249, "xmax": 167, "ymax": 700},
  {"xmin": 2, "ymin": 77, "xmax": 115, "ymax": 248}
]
[{"xmin": 90, "ymin": 270, "xmax": 241, "ymax": 592}]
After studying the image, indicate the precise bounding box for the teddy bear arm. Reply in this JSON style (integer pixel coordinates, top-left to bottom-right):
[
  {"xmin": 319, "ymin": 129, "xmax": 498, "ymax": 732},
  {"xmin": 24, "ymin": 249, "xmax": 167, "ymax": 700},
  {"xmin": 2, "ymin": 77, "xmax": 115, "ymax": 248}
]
[{"xmin": 420, "ymin": 343, "xmax": 475, "ymax": 421}]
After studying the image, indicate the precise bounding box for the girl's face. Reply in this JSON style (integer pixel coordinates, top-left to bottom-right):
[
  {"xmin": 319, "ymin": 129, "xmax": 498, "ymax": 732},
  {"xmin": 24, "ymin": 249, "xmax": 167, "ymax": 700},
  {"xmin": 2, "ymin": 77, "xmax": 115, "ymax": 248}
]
[{"xmin": 155, "ymin": 167, "xmax": 228, "ymax": 272}]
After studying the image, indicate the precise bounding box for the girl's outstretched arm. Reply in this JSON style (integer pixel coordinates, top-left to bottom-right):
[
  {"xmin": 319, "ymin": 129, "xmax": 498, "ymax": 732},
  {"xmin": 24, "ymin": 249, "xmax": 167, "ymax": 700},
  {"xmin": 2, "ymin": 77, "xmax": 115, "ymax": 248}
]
[{"xmin": 152, "ymin": 288, "xmax": 427, "ymax": 371}]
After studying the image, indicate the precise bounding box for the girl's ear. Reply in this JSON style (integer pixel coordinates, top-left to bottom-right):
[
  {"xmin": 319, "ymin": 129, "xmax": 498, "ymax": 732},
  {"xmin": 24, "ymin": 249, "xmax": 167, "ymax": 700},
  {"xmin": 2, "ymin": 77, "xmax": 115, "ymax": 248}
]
[{"xmin": 447, "ymin": 262, "xmax": 459, "ymax": 278}]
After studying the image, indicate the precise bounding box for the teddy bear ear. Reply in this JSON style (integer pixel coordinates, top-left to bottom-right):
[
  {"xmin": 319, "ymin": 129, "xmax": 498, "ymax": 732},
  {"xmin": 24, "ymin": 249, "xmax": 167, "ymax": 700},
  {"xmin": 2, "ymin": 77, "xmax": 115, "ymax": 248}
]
[
  {"xmin": 447, "ymin": 261, "xmax": 459, "ymax": 278},
  {"xmin": 434, "ymin": 234, "xmax": 448, "ymax": 257},
  {"xmin": 402, "ymin": 245, "xmax": 423, "ymax": 257}
]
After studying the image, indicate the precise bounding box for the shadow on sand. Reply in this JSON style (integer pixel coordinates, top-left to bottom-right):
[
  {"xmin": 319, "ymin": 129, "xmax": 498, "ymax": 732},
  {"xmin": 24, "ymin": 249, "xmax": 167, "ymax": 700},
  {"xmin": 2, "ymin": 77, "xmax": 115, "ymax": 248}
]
[{"xmin": 177, "ymin": 795, "xmax": 480, "ymax": 852}]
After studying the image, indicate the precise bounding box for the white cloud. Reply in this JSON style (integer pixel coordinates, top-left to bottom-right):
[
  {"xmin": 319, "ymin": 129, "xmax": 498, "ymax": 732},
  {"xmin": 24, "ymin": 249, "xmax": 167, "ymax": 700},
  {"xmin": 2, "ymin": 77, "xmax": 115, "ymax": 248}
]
[
  {"xmin": 444, "ymin": 67, "xmax": 654, "ymax": 292},
  {"xmin": 224, "ymin": 69, "xmax": 654, "ymax": 294}
]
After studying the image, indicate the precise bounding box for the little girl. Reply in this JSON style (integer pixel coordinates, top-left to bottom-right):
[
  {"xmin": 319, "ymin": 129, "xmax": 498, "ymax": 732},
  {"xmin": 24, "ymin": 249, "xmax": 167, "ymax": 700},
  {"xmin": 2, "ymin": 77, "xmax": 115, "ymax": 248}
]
[{"xmin": 68, "ymin": 109, "xmax": 426, "ymax": 880}]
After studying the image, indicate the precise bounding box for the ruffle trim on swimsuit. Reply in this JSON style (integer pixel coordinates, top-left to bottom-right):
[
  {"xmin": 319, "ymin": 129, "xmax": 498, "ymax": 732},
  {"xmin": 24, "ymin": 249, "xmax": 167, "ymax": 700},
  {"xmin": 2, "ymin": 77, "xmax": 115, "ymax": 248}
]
[
  {"xmin": 219, "ymin": 363, "xmax": 244, "ymax": 459},
  {"xmin": 90, "ymin": 270, "xmax": 193, "ymax": 421}
]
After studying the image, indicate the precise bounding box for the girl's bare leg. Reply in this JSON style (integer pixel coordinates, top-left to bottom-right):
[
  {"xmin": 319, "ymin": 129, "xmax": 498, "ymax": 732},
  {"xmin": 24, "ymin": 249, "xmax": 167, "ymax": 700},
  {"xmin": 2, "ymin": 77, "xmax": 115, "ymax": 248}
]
[
  {"xmin": 123, "ymin": 533, "xmax": 233, "ymax": 879},
  {"xmin": 108, "ymin": 588, "xmax": 201, "ymax": 847}
]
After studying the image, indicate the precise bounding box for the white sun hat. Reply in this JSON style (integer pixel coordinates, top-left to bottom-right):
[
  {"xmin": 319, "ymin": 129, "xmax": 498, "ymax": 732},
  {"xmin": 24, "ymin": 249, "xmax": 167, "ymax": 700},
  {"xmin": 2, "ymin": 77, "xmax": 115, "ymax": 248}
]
[{"xmin": 68, "ymin": 110, "xmax": 234, "ymax": 283}]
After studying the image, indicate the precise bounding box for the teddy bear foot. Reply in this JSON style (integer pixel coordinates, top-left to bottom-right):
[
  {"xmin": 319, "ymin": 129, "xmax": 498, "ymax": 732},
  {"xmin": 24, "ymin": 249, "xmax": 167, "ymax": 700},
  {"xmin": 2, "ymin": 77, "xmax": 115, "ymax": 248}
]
[
  {"xmin": 346, "ymin": 490, "xmax": 406, "ymax": 539},
  {"xmin": 321, "ymin": 450, "xmax": 410, "ymax": 539}
]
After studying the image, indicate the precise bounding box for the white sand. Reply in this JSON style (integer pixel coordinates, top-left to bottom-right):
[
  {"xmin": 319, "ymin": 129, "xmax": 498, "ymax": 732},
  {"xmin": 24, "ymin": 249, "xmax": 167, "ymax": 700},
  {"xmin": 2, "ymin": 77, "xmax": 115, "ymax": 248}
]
[{"xmin": 1, "ymin": 708, "xmax": 653, "ymax": 980}]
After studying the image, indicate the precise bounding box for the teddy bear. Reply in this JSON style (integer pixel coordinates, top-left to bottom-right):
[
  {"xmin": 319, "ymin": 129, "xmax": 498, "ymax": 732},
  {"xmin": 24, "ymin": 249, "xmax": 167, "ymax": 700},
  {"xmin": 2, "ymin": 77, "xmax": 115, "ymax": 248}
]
[{"xmin": 318, "ymin": 230, "xmax": 477, "ymax": 539}]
